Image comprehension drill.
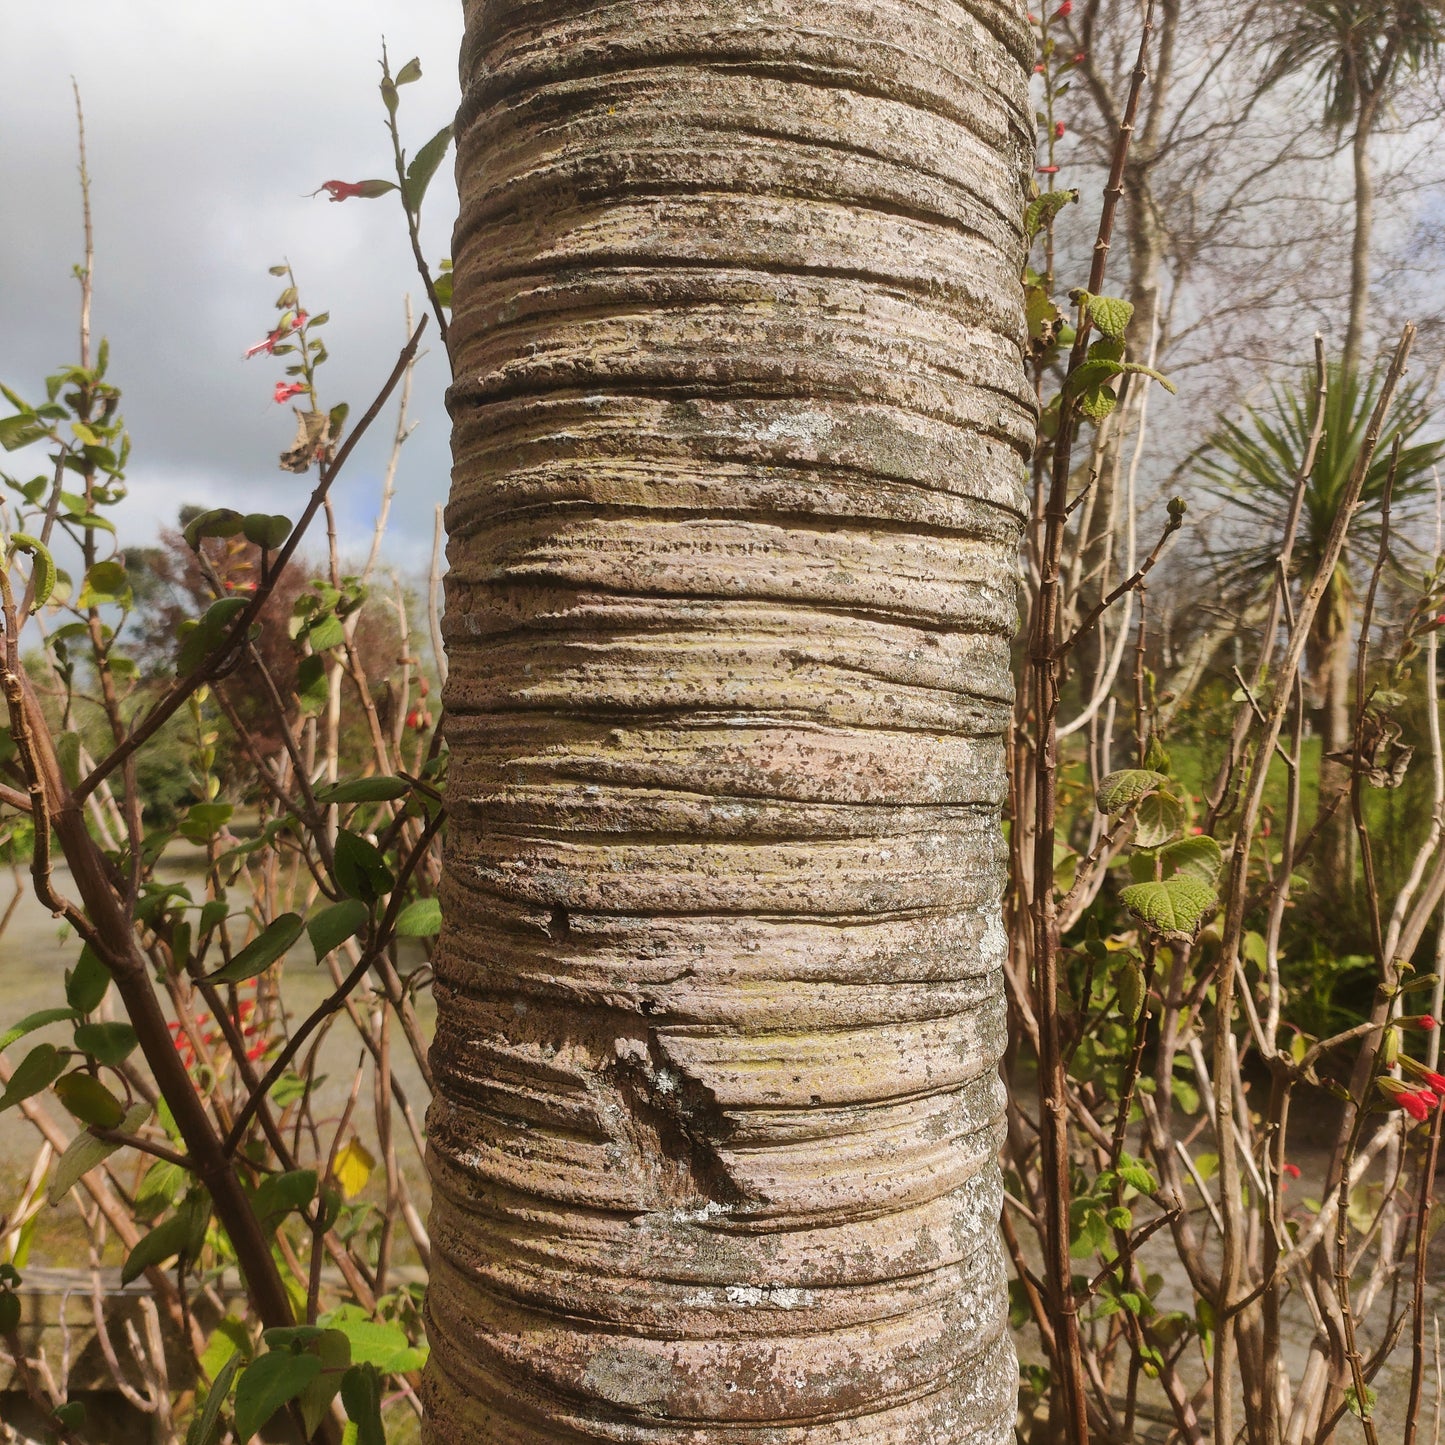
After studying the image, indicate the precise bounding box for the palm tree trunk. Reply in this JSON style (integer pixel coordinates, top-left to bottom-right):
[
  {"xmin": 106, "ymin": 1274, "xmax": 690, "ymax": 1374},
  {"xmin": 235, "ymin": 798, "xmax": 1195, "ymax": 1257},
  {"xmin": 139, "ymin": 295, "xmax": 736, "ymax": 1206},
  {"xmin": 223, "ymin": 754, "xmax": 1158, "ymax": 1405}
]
[
  {"xmin": 1318, "ymin": 575, "xmax": 1356, "ymax": 896},
  {"xmin": 424, "ymin": 1, "xmax": 1035, "ymax": 1439},
  {"xmin": 1342, "ymin": 105, "xmax": 1375, "ymax": 381}
]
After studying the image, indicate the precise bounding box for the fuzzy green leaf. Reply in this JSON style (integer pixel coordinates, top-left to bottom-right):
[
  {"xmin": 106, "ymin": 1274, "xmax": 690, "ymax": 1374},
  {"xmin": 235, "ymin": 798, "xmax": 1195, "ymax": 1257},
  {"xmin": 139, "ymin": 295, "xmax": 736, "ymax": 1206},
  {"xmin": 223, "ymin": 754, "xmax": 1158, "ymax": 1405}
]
[
  {"xmin": 1119, "ymin": 876, "xmax": 1217, "ymax": 937},
  {"xmin": 1095, "ymin": 769, "xmax": 1169, "ymax": 814}
]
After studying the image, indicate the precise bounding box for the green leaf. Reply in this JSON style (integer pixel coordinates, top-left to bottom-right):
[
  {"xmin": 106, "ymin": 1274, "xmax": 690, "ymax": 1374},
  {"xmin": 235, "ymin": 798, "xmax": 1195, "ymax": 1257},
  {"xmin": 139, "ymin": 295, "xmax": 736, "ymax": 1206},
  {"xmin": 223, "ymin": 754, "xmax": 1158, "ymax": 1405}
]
[
  {"xmin": 234, "ymin": 1350, "xmax": 322, "ymax": 1443},
  {"xmin": 8, "ymin": 533, "xmax": 56, "ymax": 607},
  {"xmin": 307, "ymin": 613, "xmax": 346, "ymax": 652},
  {"xmin": 187, "ymin": 1353, "xmax": 242, "ymax": 1445},
  {"xmin": 1077, "ymin": 384, "xmax": 1119, "ymax": 422},
  {"xmin": 1116, "ymin": 959, "xmax": 1145, "ymax": 1024},
  {"xmin": 134, "ymin": 1160, "xmax": 187, "ymax": 1222},
  {"xmin": 199, "ymin": 1316, "xmax": 251, "ymax": 1383},
  {"xmin": 251, "ymin": 1168, "xmax": 317, "ymax": 1227},
  {"xmin": 47, "ymin": 1102, "xmax": 148, "ymax": 1204},
  {"xmin": 395, "ymin": 897, "xmax": 442, "ymax": 938},
  {"xmin": 325, "ymin": 1312, "xmax": 428, "ymax": 1373},
  {"xmin": 1025, "ymin": 285, "xmax": 1061, "ymax": 343},
  {"xmin": 270, "ymin": 1073, "xmax": 311, "ymax": 1109},
  {"xmin": 209, "ymin": 912, "xmax": 305, "ymax": 984},
  {"xmin": 180, "ymin": 802, "xmax": 234, "ymax": 843},
  {"xmin": 299, "ymin": 1329, "xmax": 352, "ymax": 1439},
  {"xmin": 1024, "ymin": 187, "xmax": 1078, "ymax": 239},
  {"xmin": 0, "ymin": 1007, "xmax": 79, "ymax": 1053},
  {"xmin": 242, "ymin": 513, "xmax": 293, "ymax": 550},
  {"xmin": 1087, "ymin": 294, "xmax": 1134, "ymax": 340},
  {"xmin": 308, "ymin": 901, "xmax": 370, "ymax": 960},
  {"xmin": 1095, "ymin": 769, "xmax": 1169, "ymax": 814},
  {"xmin": 296, "ymin": 654, "xmax": 329, "ymax": 715},
  {"xmin": 1344, "ymin": 1383, "xmax": 1377, "ymax": 1419},
  {"xmin": 1158, "ymin": 834, "xmax": 1223, "ymax": 882},
  {"xmin": 333, "ymin": 831, "xmax": 394, "ymax": 904},
  {"xmin": 1065, "ymin": 357, "xmax": 1126, "ymax": 397},
  {"xmin": 1119, "ymin": 877, "xmax": 1217, "ymax": 937},
  {"xmin": 315, "ymin": 777, "xmax": 412, "ymax": 805},
  {"xmin": 0, "ymin": 1291, "xmax": 19, "ymax": 1334},
  {"xmin": 340, "ymin": 1363, "xmax": 385, "ymax": 1445},
  {"xmin": 78, "ymin": 559, "xmax": 131, "ymax": 608},
  {"xmin": 0, "ymin": 1044, "xmax": 66, "ymax": 1112},
  {"xmin": 182, "ymin": 508, "xmax": 245, "ymax": 550},
  {"xmin": 1134, "ymin": 790, "xmax": 1185, "ymax": 848},
  {"xmin": 1117, "ymin": 1154, "xmax": 1155, "ymax": 1194},
  {"xmin": 65, "ymin": 947, "xmax": 111, "ymax": 1017},
  {"xmin": 72, "ymin": 1021, "xmax": 138, "ymax": 1068},
  {"xmin": 404, "ymin": 124, "xmax": 454, "ymax": 213},
  {"xmin": 0, "ymin": 415, "xmax": 54, "ymax": 451},
  {"xmin": 121, "ymin": 1209, "xmax": 191, "ymax": 1284},
  {"xmin": 1121, "ymin": 361, "xmax": 1177, "ymax": 393},
  {"xmin": 177, "ymin": 596, "xmax": 250, "ymax": 674},
  {"xmin": 53, "ymin": 1072, "xmax": 125, "ymax": 1129}
]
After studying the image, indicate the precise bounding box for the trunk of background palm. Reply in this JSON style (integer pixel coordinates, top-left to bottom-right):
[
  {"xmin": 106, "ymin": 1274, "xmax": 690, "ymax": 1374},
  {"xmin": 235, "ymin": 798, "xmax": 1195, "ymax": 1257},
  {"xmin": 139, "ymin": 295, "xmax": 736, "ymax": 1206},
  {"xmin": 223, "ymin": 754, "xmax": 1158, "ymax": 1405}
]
[
  {"xmin": 1066, "ymin": 0, "xmax": 1175, "ymax": 657},
  {"xmin": 1314, "ymin": 568, "xmax": 1357, "ymax": 898},
  {"xmin": 1341, "ymin": 95, "xmax": 1378, "ymax": 382},
  {"xmin": 424, "ymin": 1, "xmax": 1035, "ymax": 1439}
]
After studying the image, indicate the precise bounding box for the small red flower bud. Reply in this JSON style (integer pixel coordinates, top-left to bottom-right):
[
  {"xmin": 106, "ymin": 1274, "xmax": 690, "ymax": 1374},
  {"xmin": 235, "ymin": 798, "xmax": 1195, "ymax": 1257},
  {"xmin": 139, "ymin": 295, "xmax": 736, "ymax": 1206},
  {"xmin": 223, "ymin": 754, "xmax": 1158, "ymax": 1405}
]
[
  {"xmin": 1281, "ymin": 1163, "xmax": 1301, "ymax": 1179},
  {"xmin": 1422, "ymin": 1070, "xmax": 1445, "ymax": 1097},
  {"xmin": 1057, "ymin": 0, "xmax": 1073, "ymax": 14},
  {"xmin": 1074, "ymin": 51, "xmax": 1086, "ymax": 63},
  {"xmin": 1055, "ymin": 120, "xmax": 1066, "ymax": 138},
  {"xmin": 1036, "ymin": 164, "xmax": 1059, "ymax": 174}
]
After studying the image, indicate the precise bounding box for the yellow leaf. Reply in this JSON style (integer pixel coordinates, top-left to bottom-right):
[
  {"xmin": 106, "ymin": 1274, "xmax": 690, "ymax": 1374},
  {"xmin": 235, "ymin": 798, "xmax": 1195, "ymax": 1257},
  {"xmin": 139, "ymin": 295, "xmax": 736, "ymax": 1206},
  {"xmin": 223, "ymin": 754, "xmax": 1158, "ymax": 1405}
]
[{"xmin": 332, "ymin": 1137, "xmax": 375, "ymax": 1200}]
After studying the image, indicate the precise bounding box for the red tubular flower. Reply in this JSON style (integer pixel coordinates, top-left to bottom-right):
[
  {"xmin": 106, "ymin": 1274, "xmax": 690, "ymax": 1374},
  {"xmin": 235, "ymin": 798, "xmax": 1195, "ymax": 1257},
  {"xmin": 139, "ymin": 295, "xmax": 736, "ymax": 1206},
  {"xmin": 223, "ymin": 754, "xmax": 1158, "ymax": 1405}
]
[
  {"xmin": 1034, "ymin": 62, "xmax": 1045, "ymax": 73},
  {"xmin": 1404, "ymin": 1014, "xmax": 1439, "ymax": 1031},
  {"xmin": 244, "ymin": 330, "xmax": 283, "ymax": 360},
  {"xmin": 1055, "ymin": 120, "xmax": 1066, "ymax": 138},
  {"xmin": 1281, "ymin": 1163, "xmax": 1301, "ymax": 1179},
  {"xmin": 1401, "ymin": 1090, "xmax": 1431, "ymax": 1121},
  {"xmin": 1036, "ymin": 164, "xmax": 1059, "ymax": 174},
  {"xmin": 274, "ymin": 381, "xmax": 308, "ymax": 404},
  {"xmin": 1057, "ymin": 0, "xmax": 1073, "ymax": 14},
  {"xmin": 1422, "ymin": 1070, "xmax": 1445, "ymax": 1097},
  {"xmin": 320, "ymin": 180, "xmax": 367, "ymax": 201}
]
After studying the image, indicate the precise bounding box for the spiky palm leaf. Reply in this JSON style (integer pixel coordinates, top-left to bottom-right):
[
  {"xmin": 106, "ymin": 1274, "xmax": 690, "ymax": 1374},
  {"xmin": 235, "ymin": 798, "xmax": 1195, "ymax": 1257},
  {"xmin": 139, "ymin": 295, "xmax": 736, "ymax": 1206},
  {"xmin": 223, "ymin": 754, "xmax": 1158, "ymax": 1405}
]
[
  {"xmin": 1197, "ymin": 363, "xmax": 1442, "ymax": 593},
  {"xmin": 1266, "ymin": 0, "xmax": 1445, "ymax": 131}
]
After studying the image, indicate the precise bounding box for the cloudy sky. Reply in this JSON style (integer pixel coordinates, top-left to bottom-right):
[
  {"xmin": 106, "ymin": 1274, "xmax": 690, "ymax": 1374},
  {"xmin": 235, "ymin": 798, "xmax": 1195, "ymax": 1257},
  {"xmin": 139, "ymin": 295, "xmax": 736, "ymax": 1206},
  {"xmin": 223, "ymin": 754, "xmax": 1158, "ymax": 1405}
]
[{"xmin": 2, "ymin": 1, "xmax": 464, "ymax": 575}]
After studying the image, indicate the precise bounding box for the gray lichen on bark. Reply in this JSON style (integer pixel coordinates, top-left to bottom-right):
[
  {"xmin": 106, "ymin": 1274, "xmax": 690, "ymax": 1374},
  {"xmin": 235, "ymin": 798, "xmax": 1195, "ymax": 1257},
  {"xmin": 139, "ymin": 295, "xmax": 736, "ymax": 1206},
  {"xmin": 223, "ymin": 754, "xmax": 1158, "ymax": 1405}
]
[{"xmin": 426, "ymin": 1, "xmax": 1036, "ymax": 1438}]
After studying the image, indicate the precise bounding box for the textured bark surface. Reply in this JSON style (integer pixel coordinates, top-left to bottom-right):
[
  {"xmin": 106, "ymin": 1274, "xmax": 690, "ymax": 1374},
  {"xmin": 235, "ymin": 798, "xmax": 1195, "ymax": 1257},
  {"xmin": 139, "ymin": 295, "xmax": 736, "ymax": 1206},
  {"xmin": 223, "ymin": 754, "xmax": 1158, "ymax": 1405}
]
[{"xmin": 426, "ymin": 2, "xmax": 1035, "ymax": 1439}]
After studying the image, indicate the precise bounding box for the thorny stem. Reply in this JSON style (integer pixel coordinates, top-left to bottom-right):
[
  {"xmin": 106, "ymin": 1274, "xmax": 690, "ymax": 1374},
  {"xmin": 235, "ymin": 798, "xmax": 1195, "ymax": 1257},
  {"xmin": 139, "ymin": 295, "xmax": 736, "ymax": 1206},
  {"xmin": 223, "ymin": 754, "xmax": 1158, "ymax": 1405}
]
[{"xmin": 1024, "ymin": 8, "xmax": 1155, "ymax": 1442}]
